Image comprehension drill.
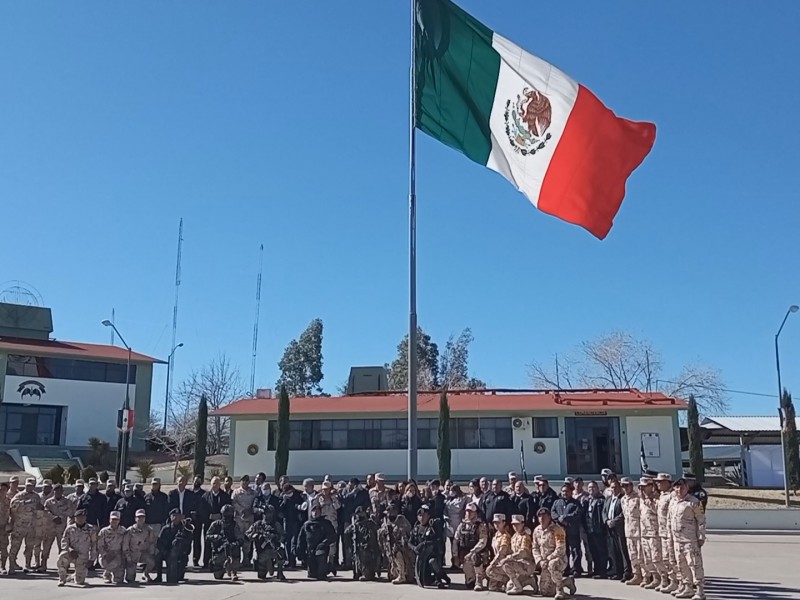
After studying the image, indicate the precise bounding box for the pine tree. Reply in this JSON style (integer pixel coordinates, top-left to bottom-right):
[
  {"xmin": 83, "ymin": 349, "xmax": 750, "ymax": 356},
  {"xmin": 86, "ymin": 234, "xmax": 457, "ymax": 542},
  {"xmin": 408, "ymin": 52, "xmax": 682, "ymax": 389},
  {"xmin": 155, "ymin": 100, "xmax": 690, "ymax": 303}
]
[
  {"xmin": 781, "ymin": 389, "xmax": 800, "ymax": 489},
  {"xmin": 687, "ymin": 394, "xmax": 704, "ymax": 483},
  {"xmin": 274, "ymin": 385, "xmax": 291, "ymax": 481},
  {"xmin": 437, "ymin": 391, "xmax": 451, "ymax": 482},
  {"xmin": 193, "ymin": 395, "xmax": 208, "ymax": 479}
]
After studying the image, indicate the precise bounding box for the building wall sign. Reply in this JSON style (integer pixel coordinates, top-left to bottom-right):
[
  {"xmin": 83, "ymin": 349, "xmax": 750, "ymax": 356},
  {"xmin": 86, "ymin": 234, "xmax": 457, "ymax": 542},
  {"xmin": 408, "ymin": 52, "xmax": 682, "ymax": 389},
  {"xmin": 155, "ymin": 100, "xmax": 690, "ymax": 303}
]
[{"xmin": 573, "ymin": 410, "xmax": 607, "ymax": 416}]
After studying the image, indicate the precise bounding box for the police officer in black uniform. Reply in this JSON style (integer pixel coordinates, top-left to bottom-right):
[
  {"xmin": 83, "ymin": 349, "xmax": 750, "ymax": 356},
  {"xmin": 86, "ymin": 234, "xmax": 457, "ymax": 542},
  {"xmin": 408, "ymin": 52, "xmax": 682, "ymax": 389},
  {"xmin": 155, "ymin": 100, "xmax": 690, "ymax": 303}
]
[{"xmin": 683, "ymin": 472, "xmax": 708, "ymax": 510}]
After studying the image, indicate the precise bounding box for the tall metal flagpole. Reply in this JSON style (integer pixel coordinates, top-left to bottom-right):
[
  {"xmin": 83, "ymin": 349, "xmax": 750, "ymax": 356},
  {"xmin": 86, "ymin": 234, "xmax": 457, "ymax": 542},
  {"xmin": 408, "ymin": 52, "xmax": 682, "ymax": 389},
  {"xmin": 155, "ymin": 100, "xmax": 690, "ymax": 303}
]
[{"xmin": 408, "ymin": 0, "xmax": 418, "ymax": 480}]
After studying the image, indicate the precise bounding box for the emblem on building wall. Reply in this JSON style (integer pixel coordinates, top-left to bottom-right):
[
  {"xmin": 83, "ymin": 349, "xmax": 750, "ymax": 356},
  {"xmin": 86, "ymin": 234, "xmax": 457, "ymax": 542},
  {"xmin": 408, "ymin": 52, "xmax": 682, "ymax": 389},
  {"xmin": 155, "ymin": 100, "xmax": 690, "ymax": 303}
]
[{"xmin": 17, "ymin": 380, "xmax": 46, "ymax": 400}]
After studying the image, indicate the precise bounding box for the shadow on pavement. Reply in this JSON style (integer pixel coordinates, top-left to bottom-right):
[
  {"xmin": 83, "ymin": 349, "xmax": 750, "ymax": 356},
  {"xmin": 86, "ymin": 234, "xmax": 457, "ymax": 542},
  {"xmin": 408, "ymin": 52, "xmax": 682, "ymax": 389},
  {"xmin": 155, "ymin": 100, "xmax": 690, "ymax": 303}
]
[{"xmin": 705, "ymin": 575, "xmax": 800, "ymax": 599}]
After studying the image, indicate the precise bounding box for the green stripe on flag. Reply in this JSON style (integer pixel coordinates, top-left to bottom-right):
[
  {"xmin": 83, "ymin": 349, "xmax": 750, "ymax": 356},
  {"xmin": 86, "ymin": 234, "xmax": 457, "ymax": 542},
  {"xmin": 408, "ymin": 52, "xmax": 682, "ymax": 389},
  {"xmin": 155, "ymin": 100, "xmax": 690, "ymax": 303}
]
[{"xmin": 415, "ymin": 0, "xmax": 500, "ymax": 166}]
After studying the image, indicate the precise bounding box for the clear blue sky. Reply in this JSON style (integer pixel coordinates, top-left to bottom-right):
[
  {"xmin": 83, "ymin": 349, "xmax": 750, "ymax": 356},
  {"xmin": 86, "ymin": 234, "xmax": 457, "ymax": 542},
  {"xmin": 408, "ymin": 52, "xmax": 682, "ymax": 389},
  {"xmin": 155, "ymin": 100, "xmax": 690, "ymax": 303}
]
[{"xmin": 2, "ymin": 1, "xmax": 799, "ymax": 416}]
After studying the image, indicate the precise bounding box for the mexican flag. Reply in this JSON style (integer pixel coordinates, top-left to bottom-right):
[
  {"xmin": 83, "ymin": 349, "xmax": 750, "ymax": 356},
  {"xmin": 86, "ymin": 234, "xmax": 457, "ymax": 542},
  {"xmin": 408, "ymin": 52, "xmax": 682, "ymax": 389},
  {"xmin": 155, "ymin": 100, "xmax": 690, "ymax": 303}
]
[{"xmin": 415, "ymin": 0, "xmax": 656, "ymax": 239}]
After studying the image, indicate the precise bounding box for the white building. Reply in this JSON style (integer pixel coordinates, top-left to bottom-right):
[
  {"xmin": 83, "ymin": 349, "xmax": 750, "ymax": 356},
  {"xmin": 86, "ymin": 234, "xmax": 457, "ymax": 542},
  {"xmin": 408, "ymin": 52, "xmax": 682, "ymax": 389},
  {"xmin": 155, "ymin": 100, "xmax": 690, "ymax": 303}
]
[{"xmin": 216, "ymin": 388, "xmax": 685, "ymax": 480}]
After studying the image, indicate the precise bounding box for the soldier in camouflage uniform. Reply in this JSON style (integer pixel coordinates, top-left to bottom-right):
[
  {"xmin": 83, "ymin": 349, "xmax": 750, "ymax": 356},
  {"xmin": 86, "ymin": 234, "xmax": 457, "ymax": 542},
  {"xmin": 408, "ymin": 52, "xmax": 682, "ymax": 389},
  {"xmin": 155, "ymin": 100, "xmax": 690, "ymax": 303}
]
[
  {"xmin": 638, "ymin": 477, "xmax": 663, "ymax": 589},
  {"xmin": 57, "ymin": 508, "xmax": 97, "ymax": 587},
  {"xmin": 532, "ymin": 508, "xmax": 572, "ymax": 600},
  {"xmin": 378, "ymin": 500, "xmax": 414, "ymax": 584},
  {"xmin": 454, "ymin": 501, "xmax": 491, "ymax": 590},
  {"xmin": 8, "ymin": 477, "xmax": 43, "ymax": 573},
  {"xmin": 485, "ymin": 514, "xmax": 512, "ymax": 591},
  {"xmin": 503, "ymin": 514, "xmax": 538, "ymax": 595},
  {"xmin": 98, "ymin": 511, "xmax": 128, "ymax": 584},
  {"xmin": 0, "ymin": 482, "xmax": 10, "ymax": 574},
  {"xmin": 207, "ymin": 504, "xmax": 245, "ymax": 580},
  {"xmin": 126, "ymin": 509, "xmax": 157, "ymax": 583},
  {"xmin": 620, "ymin": 477, "xmax": 643, "ymax": 586},
  {"xmin": 655, "ymin": 473, "xmax": 679, "ymax": 593},
  {"xmin": 66, "ymin": 480, "xmax": 85, "ymax": 525},
  {"xmin": 671, "ymin": 478, "xmax": 706, "ymax": 600},
  {"xmin": 345, "ymin": 506, "xmax": 380, "ymax": 581},
  {"xmin": 231, "ymin": 475, "xmax": 257, "ymax": 564},
  {"xmin": 41, "ymin": 483, "xmax": 73, "ymax": 571},
  {"xmin": 246, "ymin": 503, "xmax": 286, "ymax": 580},
  {"xmin": 31, "ymin": 479, "xmax": 54, "ymax": 571}
]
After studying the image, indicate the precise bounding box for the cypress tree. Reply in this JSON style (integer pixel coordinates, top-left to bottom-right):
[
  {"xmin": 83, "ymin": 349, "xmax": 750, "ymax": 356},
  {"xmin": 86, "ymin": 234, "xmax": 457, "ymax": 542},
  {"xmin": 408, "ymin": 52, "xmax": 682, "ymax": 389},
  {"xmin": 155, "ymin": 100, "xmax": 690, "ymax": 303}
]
[
  {"xmin": 193, "ymin": 395, "xmax": 208, "ymax": 479},
  {"xmin": 437, "ymin": 390, "xmax": 451, "ymax": 482},
  {"xmin": 687, "ymin": 394, "xmax": 704, "ymax": 484},
  {"xmin": 274, "ymin": 384, "xmax": 291, "ymax": 481},
  {"xmin": 782, "ymin": 389, "xmax": 800, "ymax": 489}
]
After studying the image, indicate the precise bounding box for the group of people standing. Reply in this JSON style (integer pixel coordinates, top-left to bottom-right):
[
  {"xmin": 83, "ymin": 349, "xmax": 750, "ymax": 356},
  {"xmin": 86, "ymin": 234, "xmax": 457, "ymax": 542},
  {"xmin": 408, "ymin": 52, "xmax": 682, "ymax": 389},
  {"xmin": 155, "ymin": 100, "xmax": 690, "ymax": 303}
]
[{"xmin": 0, "ymin": 467, "xmax": 707, "ymax": 599}]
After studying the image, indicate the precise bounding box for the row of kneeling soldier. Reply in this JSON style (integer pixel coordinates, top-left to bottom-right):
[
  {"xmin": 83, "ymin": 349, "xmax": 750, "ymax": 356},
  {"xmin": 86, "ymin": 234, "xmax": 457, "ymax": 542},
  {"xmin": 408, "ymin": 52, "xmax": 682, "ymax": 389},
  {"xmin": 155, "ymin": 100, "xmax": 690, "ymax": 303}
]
[{"xmin": 0, "ymin": 470, "xmax": 707, "ymax": 599}]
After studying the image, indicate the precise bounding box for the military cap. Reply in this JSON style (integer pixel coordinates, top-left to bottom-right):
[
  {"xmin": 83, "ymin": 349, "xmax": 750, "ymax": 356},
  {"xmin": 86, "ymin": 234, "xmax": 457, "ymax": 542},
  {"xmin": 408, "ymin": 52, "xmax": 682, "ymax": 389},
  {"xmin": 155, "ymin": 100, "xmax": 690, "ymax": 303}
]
[
  {"xmin": 75, "ymin": 479, "xmax": 85, "ymax": 485},
  {"xmin": 654, "ymin": 473, "xmax": 673, "ymax": 482},
  {"xmin": 536, "ymin": 507, "xmax": 550, "ymax": 516},
  {"xmin": 375, "ymin": 473, "xmax": 386, "ymax": 481},
  {"xmin": 123, "ymin": 484, "xmax": 133, "ymax": 491},
  {"xmin": 564, "ymin": 477, "xmax": 575, "ymax": 485},
  {"xmin": 133, "ymin": 482, "xmax": 143, "ymax": 488},
  {"xmin": 109, "ymin": 511, "xmax": 121, "ymax": 520},
  {"xmin": 511, "ymin": 514, "xmax": 525, "ymax": 524},
  {"xmin": 42, "ymin": 479, "xmax": 53, "ymax": 486},
  {"xmin": 600, "ymin": 468, "xmax": 614, "ymax": 477},
  {"xmin": 169, "ymin": 508, "xmax": 182, "ymax": 516},
  {"xmin": 135, "ymin": 509, "xmax": 146, "ymax": 517},
  {"xmin": 54, "ymin": 483, "xmax": 63, "ymax": 490},
  {"xmin": 9, "ymin": 476, "xmax": 19, "ymax": 483},
  {"xmin": 508, "ymin": 471, "xmax": 518, "ymax": 478},
  {"xmin": 492, "ymin": 513, "xmax": 506, "ymax": 522},
  {"xmin": 323, "ymin": 474, "xmax": 332, "ymax": 482},
  {"xmin": 88, "ymin": 478, "xmax": 98, "ymax": 484},
  {"xmin": 620, "ymin": 477, "xmax": 633, "ymax": 486},
  {"xmin": 151, "ymin": 477, "xmax": 161, "ymax": 484},
  {"xmin": 638, "ymin": 477, "xmax": 653, "ymax": 486},
  {"xmin": 25, "ymin": 478, "xmax": 36, "ymax": 485},
  {"xmin": 683, "ymin": 472, "xmax": 697, "ymax": 480},
  {"xmin": 240, "ymin": 474, "xmax": 250, "ymax": 482},
  {"xmin": 645, "ymin": 469, "xmax": 659, "ymax": 478},
  {"xmin": 465, "ymin": 502, "xmax": 478, "ymax": 512},
  {"xmin": 107, "ymin": 479, "xmax": 117, "ymax": 486},
  {"xmin": 418, "ymin": 504, "xmax": 431, "ymax": 514},
  {"xmin": 74, "ymin": 509, "xmax": 87, "ymax": 517}
]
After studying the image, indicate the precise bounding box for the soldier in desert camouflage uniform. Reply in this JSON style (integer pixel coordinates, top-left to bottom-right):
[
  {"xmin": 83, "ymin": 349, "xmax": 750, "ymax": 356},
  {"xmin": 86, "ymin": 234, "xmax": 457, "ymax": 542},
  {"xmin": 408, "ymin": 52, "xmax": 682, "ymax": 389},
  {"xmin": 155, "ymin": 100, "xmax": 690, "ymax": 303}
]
[
  {"xmin": 66, "ymin": 480, "xmax": 85, "ymax": 525},
  {"xmin": 378, "ymin": 500, "xmax": 414, "ymax": 584},
  {"xmin": 8, "ymin": 477, "xmax": 43, "ymax": 573},
  {"xmin": 98, "ymin": 511, "xmax": 128, "ymax": 584},
  {"xmin": 454, "ymin": 502, "xmax": 491, "ymax": 590},
  {"xmin": 503, "ymin": 514, "xmax": 538, "ymax": 595},
  {"xmin": 126, "ymin": 509, "xmax": 157, "ymax": 583},
  {"xmin": 485, "ymin": 514, "xmax": 512, "ymax": 591},
  {"xmin": 638, "ymin": 477, "xmax": 663, "ymax": 589},
  {"xmin": 231, "ymin": 475, "xmax": 257, "ymax": 564},
  {"xmin": 532, "ymin": 508, "xmax": 574, "ymax": 600},
  {"xmin": 41, "ymin": 483, "xmax": 73, "ymax": 571},
  {"xmin": 31, "ymin": 479, "xmax": 54, "ymax": 571},
  {"xmin": 57, "ymin": 508, "xmax": 97, "ymax": 587},
  {"xmin": 620, "ymin": 477, "xmax": 643, "ymax": 586},
  {"xmin": 0, "ymin": 482, "xmax": 10, "ymax": 574},
  {"xmin": 655, "ymin": 473, "xmax": 679, "ymax": 593},
  {"xmin": 671, "ymin": 478, "xmax": 706, "ymax": 600}
]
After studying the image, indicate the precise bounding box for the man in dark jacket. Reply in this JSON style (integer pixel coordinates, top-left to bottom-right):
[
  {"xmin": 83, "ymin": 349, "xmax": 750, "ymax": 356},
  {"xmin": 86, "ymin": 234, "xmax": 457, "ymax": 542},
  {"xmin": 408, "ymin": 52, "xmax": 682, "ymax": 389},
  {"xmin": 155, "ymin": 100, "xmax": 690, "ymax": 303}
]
[
  {"xmin": 584, "ymin": 481, "xmax": 608, "ymax": 578},
  {"xmin": 534, "ymin": 476, "xmax": 559, "ymax": 514},
  {"xmin": 78, "ymin": 478, "xmax": 106, "ymax": 529},
  {"xmin": 428, "ymin": 480, "xmax": 446, "ymax": 521},
  {"xmin": 551, "ymin": 484, "xmax": 583, "ymax": 576},
  {"xmin": 156, "ymin": 509, "xmax": 193, "ymax": 584},
  {"xmin": 115, "ymin": 483, "xmax": 146, "ymax": 527},
  {"xmin": 279, "ymin": 483, "xmax": 305, "ymax": 568},
  {"xmin": 189, "ymin": 476, "xmax": 207, "ymax": 567},
  {"xmin": 168, "ymin": 476, "xmax": 197, "ymax": 519},
  {"xmin": 511, "ymin": 481, "xmax": 536, "ymax": 529},
  {"xmin": 297, "ymin": 504, "xmax": 336, "ymax": 580},
  {"xmin": 101, "ymin": 480, "xmax": 122, "ymax": 528},
  {"xmin": 479, "ymin": 480, "xmax": 513, "ymax": 529},
  {"xmin": 144, "ymin": 477, "xmax": 170, "ymax": 536},
  {"xmin": 603, "ymin": 478, "xmax": 630, "ymax": 581},
  {"xmin": 198, "ymin": 476, "xmax": 232, "ymax": 569},
  {"xmin": 340, "ymin": 478, "xmax": 370, "ymax": 569}
]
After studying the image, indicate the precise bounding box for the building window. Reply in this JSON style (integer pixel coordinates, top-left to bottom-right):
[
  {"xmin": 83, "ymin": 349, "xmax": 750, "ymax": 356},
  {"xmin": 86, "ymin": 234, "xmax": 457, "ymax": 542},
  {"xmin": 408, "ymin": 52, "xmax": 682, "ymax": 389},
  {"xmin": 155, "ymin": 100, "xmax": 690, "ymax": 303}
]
[
  {"xmin": 6, "ymin": 355, "xmax": 137, "ymax": 384},
  {"xmin": 266, "ymin": 417, "xmax": 512, "ymax": 450},
  {"xmin": 532, "ymin": 417, "xmax": 559, "ymax": 438},
  {"xmin": 564, "ymin": 416, "xmax": 622, "ymax": 474},
  {"xmin": 0, "ymin": 404, "xmax": 62, "ymax": 445}
]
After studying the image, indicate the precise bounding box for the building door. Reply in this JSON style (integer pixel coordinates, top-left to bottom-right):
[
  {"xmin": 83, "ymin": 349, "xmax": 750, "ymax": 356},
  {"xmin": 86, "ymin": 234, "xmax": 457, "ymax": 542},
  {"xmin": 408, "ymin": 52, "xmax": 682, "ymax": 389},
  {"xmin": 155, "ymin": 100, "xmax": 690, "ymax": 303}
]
[
  {"xmin": 565, "ymin": 417, "xmax": 622, "ymax": 474},
  {"xmin": 0, "ymin": 404, "xmax": 62, "ymax": 445}
]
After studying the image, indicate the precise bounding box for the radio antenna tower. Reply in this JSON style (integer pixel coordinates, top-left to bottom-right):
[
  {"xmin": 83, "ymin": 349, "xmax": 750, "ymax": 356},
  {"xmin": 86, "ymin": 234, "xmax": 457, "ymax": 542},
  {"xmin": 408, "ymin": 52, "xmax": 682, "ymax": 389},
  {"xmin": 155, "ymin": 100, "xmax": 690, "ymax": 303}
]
[
  {"xmin": 249, "ymin": 244, "xmax": 264, "ymax": 395},
  {"xmin": 168, "ymin": 219, "xmax": 183, "ymax": 408}
]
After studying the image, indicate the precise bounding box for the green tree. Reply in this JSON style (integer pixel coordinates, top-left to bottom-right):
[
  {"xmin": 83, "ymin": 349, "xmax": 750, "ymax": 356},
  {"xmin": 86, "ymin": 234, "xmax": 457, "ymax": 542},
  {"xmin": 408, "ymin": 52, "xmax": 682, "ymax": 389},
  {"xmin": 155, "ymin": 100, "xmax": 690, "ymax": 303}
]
[
  {"xmin": 276, "ymin": 319, "xmax": 325, "ymax": 396},
  {"xmin": 274, "ymin": 385, "xmax": 291, "ymax": 481},
  {"xmin": 687, "ymin": 394, "xmax": 704, "ymax": 483},
  {"xmin": 193, "ymin": 395, "xmax": 208, "ymax": 479},
  {"xmin": 437, "ymin": 391, "xmax": 451, "ymax": 482},
  {"xmin": 387, "ymin": 326, "xmax": 440, "ymax": 390},
  {"xmin": 781, "ymin": 389, "xmax": 800, "ymax": 489}
]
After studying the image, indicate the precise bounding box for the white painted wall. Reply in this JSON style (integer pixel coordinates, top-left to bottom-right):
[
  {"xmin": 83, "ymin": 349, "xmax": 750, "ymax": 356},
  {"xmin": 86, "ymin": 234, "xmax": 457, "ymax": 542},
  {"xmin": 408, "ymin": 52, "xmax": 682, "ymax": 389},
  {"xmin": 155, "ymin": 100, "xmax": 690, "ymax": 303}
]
[
  {"xmin": 706, "ymin": 509, "xmax": 800, "ymax": 530},
  {"xmin": 624, "ymin": 415, "xmax": 677, "ymax": 474},
  {"xmin": 3, "ymin": 375, "xmax": 136, "ymax": 447},
  {"xmin": 232, "ymin": 419, "xmax": 270, "ymax": 476},
  {"xmin": 745, "ymin": 445, "xmax": 785, "ymax": 488}
]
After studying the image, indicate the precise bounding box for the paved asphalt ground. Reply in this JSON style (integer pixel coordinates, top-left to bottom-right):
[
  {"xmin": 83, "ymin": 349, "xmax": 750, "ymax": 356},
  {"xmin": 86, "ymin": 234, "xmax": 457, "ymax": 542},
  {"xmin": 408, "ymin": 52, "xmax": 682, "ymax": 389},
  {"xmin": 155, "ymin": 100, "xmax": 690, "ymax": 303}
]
[{"xmin": 2, "ymin": 533, "xmax": 798, "ymax": 600}]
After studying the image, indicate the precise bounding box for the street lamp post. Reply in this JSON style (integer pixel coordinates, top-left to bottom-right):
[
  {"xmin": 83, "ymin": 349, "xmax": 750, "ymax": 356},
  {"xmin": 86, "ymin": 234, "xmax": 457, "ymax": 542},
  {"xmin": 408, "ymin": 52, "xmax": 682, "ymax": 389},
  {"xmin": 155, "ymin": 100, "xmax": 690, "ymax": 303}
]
[
  {"xmin": 103, "ymin": 319, "xmax": 132, "ymax": 484},
  {"xmin": 775, "ymin": 304, "xmax": 798, "ymax": 509},
  {"xmin": 163, "ymin": 343, "xmax": 184, "ymax": 432}
]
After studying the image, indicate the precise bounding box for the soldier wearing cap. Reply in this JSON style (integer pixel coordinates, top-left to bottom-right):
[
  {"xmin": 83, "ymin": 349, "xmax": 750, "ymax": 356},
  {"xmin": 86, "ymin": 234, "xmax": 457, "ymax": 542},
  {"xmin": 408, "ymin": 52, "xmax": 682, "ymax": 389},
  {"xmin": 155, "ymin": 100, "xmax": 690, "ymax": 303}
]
[
  {"xmin": 670, "ymin": 477, "xmax": 706, "ymax": 600},
  {"xmin": 101, "ymin": 480, "xmax": 122, "ymax": 529},
  {"xmin": 0, "ymin": 481, "xmax": 10, "ymax": 574},
  {"xmin": 41, "ymin": 483, "xmax": 73, "ymax": 572},
  {"xmin": 369, "ymin": 472, "xmax": 389, "ymax": 513},
  {"xmin": 408, "ymin": 504, "xmax": 450, "ymax": 588},
  {"xmin": 532, "ymin": 507, "xmax": 573, "ymax": 599},
  {"xmin": 684, "ymin": 472, "xmax": 709, "ymax": 511},
  {"xmin": 77, "ymin": 478, "xmax": 105, "ymax": 530},
  {"xmin": 655, "ymin": 473, "xmax": 679, "ymax": 593},
  {"xmin": 31, "ymin": 479, "xmax": 54, "ymax": 571},
  {"xmin": 231, "ymin": 475, "xmax": 257, "ymax": 565},
  {"xmin": 503, "ymin": 514, "xmax": 538, "ymax": 595},
  {"xmin": 619, "ymin": 477, "xmax": 643, "ymax": 586},
  {"xmin": 638, "ymin": 476, "xmax": 663, "ymax": 590},
  {"xmin": 9, "ymin": 475, "xmax": 20, "ymax": 497},
  {"xmin": 66, "ymin": 479, "xmax": 85, "ymax": 524},
  {"xmin": 98, "ymin": 510, "xmax": 127, "ymax": 584},
  {"xmin": 144, "ymin": 477, "xmax": 170, "ymax": 537},
  {"xmin": 454, "ymin": 501, "xmax": 491, "ymax": 590},
  {"xmin": 8, "ymin": 477, "xmax": 43, "ymax": 573},
  {"xmin": 126, "ymin": 508, "xmax": 157, "ymax": 583},
  {"xmin": 378, "ymin": 500, "xmax": 414, "ymax": 584},
  {"xmin": 116, "ymin": 483, "xmax": 145, "ymax": 528},
  {"xmin": 533, "ymin": 475, "xmax": 558, "ymax": 514},
  {"xmin": 486, "ymin": 513, "xmax": 512, "ymax": 591},
  {"xmin": 156, "ymin": 509, "xmax": 192, "ymax": 584},
  {"xmin": 57, "ymin": 508, "xmax": 96, "ymax": 586}
]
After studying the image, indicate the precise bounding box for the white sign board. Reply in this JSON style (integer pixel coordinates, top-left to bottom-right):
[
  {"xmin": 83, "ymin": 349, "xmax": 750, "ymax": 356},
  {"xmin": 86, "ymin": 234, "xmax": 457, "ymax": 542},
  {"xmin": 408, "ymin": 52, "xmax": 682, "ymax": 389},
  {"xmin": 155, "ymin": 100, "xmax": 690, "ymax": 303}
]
[{"xmin": 641, "ymin": 432, "xmax": 661, "ymax": 458}]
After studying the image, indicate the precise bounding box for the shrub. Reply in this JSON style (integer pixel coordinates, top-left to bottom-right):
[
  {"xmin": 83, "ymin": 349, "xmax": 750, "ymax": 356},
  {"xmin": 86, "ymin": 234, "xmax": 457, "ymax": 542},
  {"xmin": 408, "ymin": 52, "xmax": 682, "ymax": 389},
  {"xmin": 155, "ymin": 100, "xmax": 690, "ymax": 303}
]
[
  {"xmin": 176, "ymin": 463, "xmax": 192, "ymax": 481},
  {"xmin": 208, "ymin": 466, "xmax": 228, "ymax": 479},
  {"xmin": 136, "ymin": 460, "xmax": 155, "ymax": 484},
  {"xmin": 43, "ymin": 464, "xmax": 65, "ymax": 485},
  {"xmin": 66, "ymin": 464, "xmax": 81, "ymax": 484},
  {"xmin": 98, "ymin": 470, "xmax": 110, "ymax": 483},
  {"xmin": 81, "ymin": 465, "xmax": 98, "ymax": 482},
  {"xmin": 87, "ymin": 438, "xmax": 114, "ymax": 470}
]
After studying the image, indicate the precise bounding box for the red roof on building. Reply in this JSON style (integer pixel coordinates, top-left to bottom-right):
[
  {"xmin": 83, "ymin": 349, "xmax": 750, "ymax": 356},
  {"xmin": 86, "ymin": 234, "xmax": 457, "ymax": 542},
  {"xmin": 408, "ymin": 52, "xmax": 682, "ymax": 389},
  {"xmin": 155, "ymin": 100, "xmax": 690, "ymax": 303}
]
[
  {"xmin": 0, "ymin": 337, "xmax": 164, "ymax": 364},
  {"xmin": 213, "ymin": 389, "xmax": 684, "ymax": 417}
]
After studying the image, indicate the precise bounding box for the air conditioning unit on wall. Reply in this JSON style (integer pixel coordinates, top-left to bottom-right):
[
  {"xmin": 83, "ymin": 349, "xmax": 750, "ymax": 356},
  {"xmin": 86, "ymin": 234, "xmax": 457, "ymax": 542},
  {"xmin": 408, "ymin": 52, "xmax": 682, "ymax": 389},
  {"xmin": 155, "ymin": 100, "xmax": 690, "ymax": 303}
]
[{"xmin": 511, "ymin": 416, "xmax": 530, "ymax": 431}]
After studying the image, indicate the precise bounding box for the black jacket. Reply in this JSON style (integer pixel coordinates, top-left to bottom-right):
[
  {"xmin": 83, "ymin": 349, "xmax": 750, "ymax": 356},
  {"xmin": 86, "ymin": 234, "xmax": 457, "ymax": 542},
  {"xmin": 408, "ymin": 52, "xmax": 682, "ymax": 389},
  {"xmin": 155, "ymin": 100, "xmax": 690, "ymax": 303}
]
[
  {"xmin": 342, "ymin": 487, "xmax": 371, "ymax": 523},
  {"xmin": 144, "ymin": 490, "xmax": 170, "ymax": 526},
  {"xmin": 603, "ymin": 493, "xmax": 625, "ymax": 532},
  {"xmin": 168, "ymin": 488, "xmax": 198, "ymax": 517},
  {"xmin": 551, "ymin": 497, "xmax": 582, "ymax": 539},
  {"xmin": 278, "ymin": 488, "xmax": 305, "ymax": 528},
  {"xmin": 78, "ymin": 490, "xmax": 107, "ymax": 528},
  {"xmin": 115, "ymin": 494, "xmax": 146, "ymax": 528},
  {"xmin": 689, "ymin": 484, "xmax": 709, "ymax": 510},
  {"xmin": 401, "ymin": 494, "xmax": 422, "ymax": 524},
  {"xmin": 430, "ymin": 491, "xmax": 446, "ymax": 521},
  {"xmin": 512, "ymin": 492, "xmax": 536, "ymax": 528},
  {"xmin": 102, "ymin": 490, "xmax": 122, "ymax": 527},
  {"xmin": 479, "ymin": 490, "xmax": 513, "ymax": 523},
  {"xmin": 297, "ymin": 516, "xmax": 336, "ymax": 560},
  {"xmin": 536, "ymin": 487, "xmax": 559, "ymax": 513},
  {"xmin": 584, "ymin": 494, "xmax": 607, "ymax": 535},
  {"xmin": 198, "ymin": 489, "xmax": 232, "ymax": 522}
]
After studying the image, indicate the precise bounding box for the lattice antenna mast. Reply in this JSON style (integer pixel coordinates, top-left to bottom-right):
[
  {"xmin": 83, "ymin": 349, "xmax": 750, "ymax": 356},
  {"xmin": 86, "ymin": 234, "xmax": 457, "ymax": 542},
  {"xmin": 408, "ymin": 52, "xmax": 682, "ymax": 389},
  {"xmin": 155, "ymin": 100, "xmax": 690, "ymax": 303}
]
[
  {"xmin": 168, "ymin": 218, "xmax": 183, "ymax": 407},
  {"xmin": 249, "ymin": 244, "xmax": 264, "ymax": 395}
]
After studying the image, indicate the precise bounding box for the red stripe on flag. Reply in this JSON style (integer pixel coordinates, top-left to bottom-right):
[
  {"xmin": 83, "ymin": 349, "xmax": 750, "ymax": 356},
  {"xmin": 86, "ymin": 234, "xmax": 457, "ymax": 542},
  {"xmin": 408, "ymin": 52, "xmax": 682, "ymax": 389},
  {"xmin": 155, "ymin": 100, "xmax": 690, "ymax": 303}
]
[{"xmin": 537, "ymin": 85, "xmax": 656, "ymax": 239}]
